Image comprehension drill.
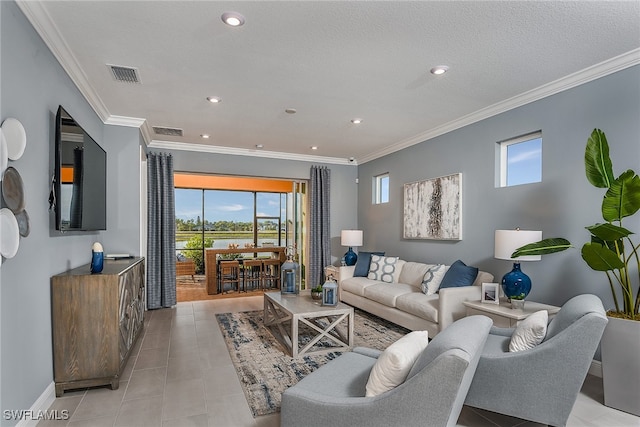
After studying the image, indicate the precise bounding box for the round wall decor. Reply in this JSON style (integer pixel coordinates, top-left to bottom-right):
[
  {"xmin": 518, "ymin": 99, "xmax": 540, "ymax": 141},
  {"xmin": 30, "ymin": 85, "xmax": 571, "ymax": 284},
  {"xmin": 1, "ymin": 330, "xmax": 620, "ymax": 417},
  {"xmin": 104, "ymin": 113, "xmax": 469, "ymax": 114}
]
[
  {"xmin": 0, "ymin": 208, "xmax": 19, "ymax": 259},
  {"xmin": 1, "ymin": 167, "xmax": 25, "ymax": 213},
  {"xmin": 15, "ymin": 209, "xmax": 30, "ymax": 237},
  {"xmin": 1, "ymin": 118, "xmax": 26, "ymax": 161},
  {"xmin": 0, "ymin": 129, "xmax": 7, "ymax": 177}
]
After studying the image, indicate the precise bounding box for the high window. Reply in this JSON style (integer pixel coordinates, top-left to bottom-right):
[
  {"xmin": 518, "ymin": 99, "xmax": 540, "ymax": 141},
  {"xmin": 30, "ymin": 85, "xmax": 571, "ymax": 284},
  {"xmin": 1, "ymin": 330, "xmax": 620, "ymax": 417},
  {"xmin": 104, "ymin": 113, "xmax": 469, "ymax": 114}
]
[
  {"xmin": 373, "ymin": 173, "xmax": 389, "ymax": 204},
  {"xmin": 498, "ymin": 131, "xmax": 542, "ymax": 187}
]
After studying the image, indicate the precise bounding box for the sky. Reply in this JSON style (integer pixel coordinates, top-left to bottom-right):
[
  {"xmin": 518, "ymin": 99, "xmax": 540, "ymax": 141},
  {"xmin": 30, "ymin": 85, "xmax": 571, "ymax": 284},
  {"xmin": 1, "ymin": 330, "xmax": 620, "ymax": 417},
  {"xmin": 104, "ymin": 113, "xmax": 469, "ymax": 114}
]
[
  {"xmin": 175, "ymin": 189, "xmax": 283, "ymax": 222},
  {"xmin": 507, "ymin": 138, "xmax": 542, "ymax": 186}
]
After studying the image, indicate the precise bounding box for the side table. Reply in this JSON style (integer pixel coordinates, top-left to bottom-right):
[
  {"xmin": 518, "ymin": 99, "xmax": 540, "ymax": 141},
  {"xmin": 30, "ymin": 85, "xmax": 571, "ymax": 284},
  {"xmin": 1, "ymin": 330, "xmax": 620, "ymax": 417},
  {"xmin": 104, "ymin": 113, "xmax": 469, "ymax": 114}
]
[{"xmin": 463, "ymin": 299, "xmax": 560, "ymax": 328}]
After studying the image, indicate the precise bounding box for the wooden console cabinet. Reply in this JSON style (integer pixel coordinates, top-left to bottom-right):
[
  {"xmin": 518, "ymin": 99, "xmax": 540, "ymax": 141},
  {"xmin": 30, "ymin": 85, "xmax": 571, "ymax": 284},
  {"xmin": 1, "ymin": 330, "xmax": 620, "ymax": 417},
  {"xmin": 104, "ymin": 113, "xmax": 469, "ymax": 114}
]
[{"xmin": 51, "ymin": 257, "xmax": 145, "ymax": 396}]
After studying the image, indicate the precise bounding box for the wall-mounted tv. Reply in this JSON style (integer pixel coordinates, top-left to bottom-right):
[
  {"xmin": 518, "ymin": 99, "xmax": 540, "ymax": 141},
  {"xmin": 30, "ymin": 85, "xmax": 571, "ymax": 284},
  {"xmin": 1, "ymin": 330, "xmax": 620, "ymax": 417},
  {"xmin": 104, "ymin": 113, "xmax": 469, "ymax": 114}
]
[{"xmin": 54, "ymin": 106, "xmax": 107, "ymax": 231}]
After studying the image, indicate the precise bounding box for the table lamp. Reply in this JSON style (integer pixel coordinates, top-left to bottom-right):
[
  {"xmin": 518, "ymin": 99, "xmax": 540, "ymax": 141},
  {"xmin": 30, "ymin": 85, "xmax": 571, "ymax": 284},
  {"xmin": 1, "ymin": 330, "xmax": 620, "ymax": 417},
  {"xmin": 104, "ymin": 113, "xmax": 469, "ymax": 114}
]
[
  {"xmin": 341, "ymin": 230, "xmax": 363, "ymax": 266},
  {"xmin": 494, "ymin": 229, "xmax": 542, "ymax": 307}
]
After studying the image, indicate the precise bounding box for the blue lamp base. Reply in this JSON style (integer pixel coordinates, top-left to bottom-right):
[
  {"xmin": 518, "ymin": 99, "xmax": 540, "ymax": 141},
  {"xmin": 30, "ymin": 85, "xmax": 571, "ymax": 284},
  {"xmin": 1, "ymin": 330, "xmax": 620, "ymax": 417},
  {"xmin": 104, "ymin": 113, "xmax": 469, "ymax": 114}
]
[
  {"xmin": 501, "ymin": 262, "xmax": 531, "ymax": 301},
  {"xmin": 344, "ymin": 247, "xmax": 358, "ymax": 266}
]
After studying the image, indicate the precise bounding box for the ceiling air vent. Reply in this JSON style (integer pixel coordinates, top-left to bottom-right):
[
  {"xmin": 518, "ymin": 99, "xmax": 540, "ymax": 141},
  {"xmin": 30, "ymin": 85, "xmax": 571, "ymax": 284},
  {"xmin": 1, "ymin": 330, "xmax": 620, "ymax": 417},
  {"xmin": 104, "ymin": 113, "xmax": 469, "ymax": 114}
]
[
  {"xmin": 152, "ymin": 126, "xmax": 183, "ymax": 137},
  {"xmin": 108, "ymin": 64, "xmax": 140, "ymax": 83}
]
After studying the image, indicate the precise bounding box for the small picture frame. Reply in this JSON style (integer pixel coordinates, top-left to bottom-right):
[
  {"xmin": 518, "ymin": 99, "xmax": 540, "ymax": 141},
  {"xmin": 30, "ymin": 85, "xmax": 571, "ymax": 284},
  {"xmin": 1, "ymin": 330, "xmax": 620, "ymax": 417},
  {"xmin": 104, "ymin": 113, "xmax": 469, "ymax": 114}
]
[{"xmin": 481, "ymin": 283, "xmax": 500, "ymax": 304}]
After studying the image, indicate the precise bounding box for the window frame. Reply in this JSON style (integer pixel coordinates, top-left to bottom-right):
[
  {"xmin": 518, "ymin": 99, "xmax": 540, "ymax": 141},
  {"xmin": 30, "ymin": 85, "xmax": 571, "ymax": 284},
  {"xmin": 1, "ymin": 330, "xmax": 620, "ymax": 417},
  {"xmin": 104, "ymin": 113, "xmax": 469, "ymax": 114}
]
[
  {"xmin": 373, "ymin": 173, "xmax": 389, "ymax": 204},
  {"xmin": 497, "ymin": 131, "xmax": 542, "ymax": 188}
]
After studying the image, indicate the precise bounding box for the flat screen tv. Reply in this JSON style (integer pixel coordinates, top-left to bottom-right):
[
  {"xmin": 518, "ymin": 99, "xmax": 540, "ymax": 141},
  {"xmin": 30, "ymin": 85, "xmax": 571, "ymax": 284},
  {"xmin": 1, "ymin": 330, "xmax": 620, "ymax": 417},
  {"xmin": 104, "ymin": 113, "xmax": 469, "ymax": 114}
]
[{"xmin": 54, "ymin": 105, "xmax": 107, "ymax": 231}]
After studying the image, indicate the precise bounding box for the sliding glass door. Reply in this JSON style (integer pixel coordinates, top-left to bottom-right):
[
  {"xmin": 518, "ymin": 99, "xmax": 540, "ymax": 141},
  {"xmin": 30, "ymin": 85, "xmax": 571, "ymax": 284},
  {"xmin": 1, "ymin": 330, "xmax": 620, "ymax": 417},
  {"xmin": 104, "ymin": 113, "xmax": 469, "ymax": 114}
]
[{"xmin": 175, "ymin": 179, "xmax": 307, "ymax": 283}]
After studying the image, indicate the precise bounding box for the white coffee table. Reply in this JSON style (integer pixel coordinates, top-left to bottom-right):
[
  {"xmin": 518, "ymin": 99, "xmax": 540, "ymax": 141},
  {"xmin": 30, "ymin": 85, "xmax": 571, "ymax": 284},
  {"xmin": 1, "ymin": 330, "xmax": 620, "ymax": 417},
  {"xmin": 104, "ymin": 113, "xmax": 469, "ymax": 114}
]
[
  {"xmin": 463, "ymin": 299, "xmax": 560, "ymax": 328},
  {"xmin": 263, "ymin": 291, "xmax": 354, "ymax": 358}
]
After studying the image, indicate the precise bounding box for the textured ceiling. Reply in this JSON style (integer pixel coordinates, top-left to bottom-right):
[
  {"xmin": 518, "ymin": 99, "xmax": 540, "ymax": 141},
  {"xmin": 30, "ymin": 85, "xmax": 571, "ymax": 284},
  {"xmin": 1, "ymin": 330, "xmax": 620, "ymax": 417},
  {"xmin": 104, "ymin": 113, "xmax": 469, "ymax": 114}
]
[{"xmin": 17, "ymin": 1, "xmax": 640, "ymax": 164}]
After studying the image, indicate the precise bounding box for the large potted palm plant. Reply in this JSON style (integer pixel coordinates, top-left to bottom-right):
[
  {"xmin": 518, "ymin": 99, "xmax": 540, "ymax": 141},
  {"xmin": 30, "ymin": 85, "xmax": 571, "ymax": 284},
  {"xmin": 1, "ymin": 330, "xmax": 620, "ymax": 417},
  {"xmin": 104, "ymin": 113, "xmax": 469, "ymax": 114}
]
[{"xmin": 512, "ymin": 128, "xmax": 640, "ymax": 416}]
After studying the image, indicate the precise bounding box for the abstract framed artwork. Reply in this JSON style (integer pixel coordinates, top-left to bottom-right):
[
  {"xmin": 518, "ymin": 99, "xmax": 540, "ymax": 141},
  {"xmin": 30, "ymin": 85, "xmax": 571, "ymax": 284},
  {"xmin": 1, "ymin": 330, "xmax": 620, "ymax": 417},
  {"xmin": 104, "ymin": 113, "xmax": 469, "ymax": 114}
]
[{"xmin": 403, "ymin": 173, "xmax": 462, "ymax": 240}]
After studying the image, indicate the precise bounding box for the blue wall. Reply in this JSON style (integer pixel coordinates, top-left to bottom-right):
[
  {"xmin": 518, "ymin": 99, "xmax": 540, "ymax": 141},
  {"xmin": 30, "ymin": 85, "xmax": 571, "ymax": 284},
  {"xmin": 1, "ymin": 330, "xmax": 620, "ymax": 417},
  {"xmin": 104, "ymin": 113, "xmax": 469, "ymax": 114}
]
[
  {"xmin": 0, "ymin": 2, "xmax": 357, "ymax": 419},
  {"xmin": 0, "ymin": 2, "xmax": 142, "ymax": 422},
  {"xmin": 2, "ymin": 0, "xmax": 639, "ymax": 419},
  {"xmin": 358, "ymin": 65, "xmax": 640, "ymax": 309}
]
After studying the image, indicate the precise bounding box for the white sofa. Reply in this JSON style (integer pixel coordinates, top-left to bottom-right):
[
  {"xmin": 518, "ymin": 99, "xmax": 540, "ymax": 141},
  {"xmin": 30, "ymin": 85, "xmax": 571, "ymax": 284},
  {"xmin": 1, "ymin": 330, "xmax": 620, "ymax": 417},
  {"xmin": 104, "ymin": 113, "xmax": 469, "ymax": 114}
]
[{"xmin": 337, "ymin": 260, "xmax": 494, "ymax": 338}]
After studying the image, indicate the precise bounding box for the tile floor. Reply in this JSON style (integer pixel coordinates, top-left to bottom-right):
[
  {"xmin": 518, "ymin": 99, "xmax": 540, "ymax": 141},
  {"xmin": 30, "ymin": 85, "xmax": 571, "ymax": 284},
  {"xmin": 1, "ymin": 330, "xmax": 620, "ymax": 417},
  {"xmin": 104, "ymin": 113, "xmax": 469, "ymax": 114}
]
[{"xmin": 40, "ymin": 295, "xmax": 640, "ymax": 427}]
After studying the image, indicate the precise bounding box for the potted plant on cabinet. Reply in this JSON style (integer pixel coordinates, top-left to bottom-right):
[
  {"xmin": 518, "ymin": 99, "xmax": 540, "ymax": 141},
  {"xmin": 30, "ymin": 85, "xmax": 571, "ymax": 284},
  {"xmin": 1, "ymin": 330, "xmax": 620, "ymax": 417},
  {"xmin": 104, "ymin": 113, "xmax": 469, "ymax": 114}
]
[{"xmin": 512, "ymin": 128, "xmax": 640, "ymax": 416}]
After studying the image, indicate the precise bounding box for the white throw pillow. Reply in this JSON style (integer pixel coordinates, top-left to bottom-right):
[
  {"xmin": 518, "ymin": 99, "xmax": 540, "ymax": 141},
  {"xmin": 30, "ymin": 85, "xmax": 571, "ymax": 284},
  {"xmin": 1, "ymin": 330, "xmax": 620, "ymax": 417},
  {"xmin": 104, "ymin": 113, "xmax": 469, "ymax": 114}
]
[
  {"xmin": 365, "ymin": 331, "xmax": 429, "ymax": 396},
  {"xmin": 367, "ymin": 255, "xmax": 399, "ymax": 283},
  {"xmin": 509, "ymin": 310, "xmax": 548, "ymax": 352},
  {"xmin": 420, "ymin": 264, "xmax": 448, "ymax": 295}
]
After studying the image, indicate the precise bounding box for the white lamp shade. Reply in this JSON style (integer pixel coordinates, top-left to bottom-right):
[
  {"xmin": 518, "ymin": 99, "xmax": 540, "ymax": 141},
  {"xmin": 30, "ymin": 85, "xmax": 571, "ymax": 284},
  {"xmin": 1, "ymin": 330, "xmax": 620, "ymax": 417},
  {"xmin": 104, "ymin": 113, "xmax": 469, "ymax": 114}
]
[
  {"xmin": 341, "ymin": 230, "xmax": 363, "ymax": 247},
  {"xmin": 494, "ymin": 229, "xmax": 542, "ymax": 261}
]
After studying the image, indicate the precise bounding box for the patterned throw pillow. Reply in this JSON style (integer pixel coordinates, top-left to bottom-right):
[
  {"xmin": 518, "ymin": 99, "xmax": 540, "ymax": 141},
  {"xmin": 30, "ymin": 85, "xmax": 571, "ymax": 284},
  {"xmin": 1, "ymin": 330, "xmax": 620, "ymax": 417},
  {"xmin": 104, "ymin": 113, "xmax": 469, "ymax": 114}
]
[
  {"xmin": 368, "ymin": 255, "xmax": 399, "ymax": 283},
  {"xmin": 421, "ymin": 264, "xmax": 448, "ymax": 295},
  {"xmin": 353, "ymin": 251, "xmax": 385, "ymax": 277}
]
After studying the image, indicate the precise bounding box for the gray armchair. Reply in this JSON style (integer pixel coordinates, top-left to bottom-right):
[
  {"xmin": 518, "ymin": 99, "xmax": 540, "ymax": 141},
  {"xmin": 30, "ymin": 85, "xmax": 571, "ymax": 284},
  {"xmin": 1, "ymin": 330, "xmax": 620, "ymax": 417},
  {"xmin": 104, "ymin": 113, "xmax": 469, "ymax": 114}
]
[
  {"xmin": 280, "ymin": 315, "xmax": 493, "ymax": 427},
  {"xmin": 464, "ymin": 294, "xmax": 608, "ymax": 426}
]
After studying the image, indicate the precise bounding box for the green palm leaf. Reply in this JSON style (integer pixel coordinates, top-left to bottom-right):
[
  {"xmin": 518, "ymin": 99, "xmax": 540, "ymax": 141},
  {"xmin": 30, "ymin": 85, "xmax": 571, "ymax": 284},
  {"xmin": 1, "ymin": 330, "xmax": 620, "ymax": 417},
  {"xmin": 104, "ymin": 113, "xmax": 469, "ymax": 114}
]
[
  {"xmin": 585, "ymin": 129, "xmax": 614, "ymax": 189},
  {"xmin": 602, "ymin": 170, "xmax": 640, "ymax": 222},
  {"xmin": 586, "ymin": 223, "xmax": 633, "ymax": 241},
  {"xmin": 581, "ymin": 242, "xmax": 625, "ymax": 271},
  {"xmin": 511, "ymin": 238, "xmax": 572, "ymax": 258}
]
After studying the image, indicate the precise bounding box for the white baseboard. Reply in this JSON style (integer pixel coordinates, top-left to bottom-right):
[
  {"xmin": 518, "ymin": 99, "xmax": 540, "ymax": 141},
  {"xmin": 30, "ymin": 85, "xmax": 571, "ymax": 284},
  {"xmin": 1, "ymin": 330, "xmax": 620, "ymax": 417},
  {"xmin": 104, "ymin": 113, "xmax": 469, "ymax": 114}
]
[
  {"xmin": 15, "ymin": 382, "xmax": 56, "ymax": 427},
  {"xmin": 589, "ymin": 360, "xmax": 603, "ymax": 378}
]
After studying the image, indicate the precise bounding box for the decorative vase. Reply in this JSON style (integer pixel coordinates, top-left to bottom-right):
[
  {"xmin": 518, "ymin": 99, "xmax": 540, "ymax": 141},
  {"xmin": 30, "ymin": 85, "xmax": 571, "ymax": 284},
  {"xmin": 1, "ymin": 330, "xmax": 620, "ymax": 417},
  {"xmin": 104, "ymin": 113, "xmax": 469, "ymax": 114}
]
[
  {"xmin": 344, "ymin": 247, "xmax": 357, "ymax": 266},
  {"xmin": 90, "ymin": 242, "xmax": 104, "ymax": 274},
  {"xmin": 311, "ymin": 291, "xmax": 322, "ymax": 300},
  {"xmin": 511, "ymin": 300, "xmax": 526, "ymax": 310},
  {"xmin": 501, "ymin": 262, "xmax": 531, "ymax": 302}
]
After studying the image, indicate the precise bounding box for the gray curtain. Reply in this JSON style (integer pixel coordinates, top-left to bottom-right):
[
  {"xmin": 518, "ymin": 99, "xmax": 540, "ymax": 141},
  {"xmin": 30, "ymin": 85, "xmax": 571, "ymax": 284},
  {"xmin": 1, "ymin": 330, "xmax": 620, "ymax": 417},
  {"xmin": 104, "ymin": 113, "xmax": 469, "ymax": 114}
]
[
  {"xmin": 147, "ymin": 152, "xmax": 176, "ymax": 309},
  {"xmin": 309, "ymin": 166, "xmax": 331, "ymax": 287}
]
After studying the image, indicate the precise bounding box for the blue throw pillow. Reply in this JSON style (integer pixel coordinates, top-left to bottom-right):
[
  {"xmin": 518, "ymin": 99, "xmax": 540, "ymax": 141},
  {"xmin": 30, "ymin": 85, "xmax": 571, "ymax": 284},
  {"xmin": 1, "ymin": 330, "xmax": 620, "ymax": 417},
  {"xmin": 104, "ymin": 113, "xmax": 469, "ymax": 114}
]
[
  {"xmin": 438, "ymin": 260, "xmax": 478, "ymax": 291},
  {"xmin": 353, "ymin": 251, "xmax": 385, "ymax": 277}
]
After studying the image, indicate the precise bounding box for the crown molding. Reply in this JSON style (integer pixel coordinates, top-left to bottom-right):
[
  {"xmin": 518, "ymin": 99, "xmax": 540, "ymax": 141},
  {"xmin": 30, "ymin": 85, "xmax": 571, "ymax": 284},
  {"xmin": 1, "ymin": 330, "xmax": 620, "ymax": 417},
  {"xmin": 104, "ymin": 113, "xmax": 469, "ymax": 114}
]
[
  {"xmin": 139, "ymin": 121, "xmax": 154, "ymax": 147},
  {"xmin": 18, "ymin": 1, "xmax": 638, "ymax": 166},
  {"xmin": 104, "ymin": 115, "xmax": 146, "ymax": 128},
  {"xmin": 359, "ymin": 48, "xmax": 640, "ymax": 164},
  {"xmin": 16, "ymin": 1, "xmax": 111, "ymax": 122},
  {"xmin": 148, "ymin": 140, "xmax": 353, "ymax": 165}
]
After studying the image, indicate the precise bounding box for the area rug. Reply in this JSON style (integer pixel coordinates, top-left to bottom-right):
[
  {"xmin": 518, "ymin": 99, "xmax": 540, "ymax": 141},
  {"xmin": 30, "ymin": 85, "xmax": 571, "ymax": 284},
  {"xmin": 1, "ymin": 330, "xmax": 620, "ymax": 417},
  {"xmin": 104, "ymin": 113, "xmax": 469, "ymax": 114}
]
[{"xmin": 216, "ymin": 308, "xmax": 410, "ymax": 417}]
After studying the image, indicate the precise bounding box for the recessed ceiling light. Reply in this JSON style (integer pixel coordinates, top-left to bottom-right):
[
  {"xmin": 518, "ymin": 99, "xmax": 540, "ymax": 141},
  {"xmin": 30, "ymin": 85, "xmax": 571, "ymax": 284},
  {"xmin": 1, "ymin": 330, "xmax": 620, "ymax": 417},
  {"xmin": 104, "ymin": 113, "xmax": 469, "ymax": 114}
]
[
  {"xmin": 221, "ymin": 12, "xmax": 245, "ymax": 27},
  {"xmin": 201, "ymin": 134, "xmax": 210, "ymax": 139},
  {"xmin": 206, "ymin": 96, "xmax": 221, "ymax": 103},
  {"xmin": 351, "ymin": 118, "xmax": 363, "ymax": 124},
  {"xmin": 255, "ymin": 144, "xmax": 264, "ymax": 149},
  {"xmin": 285, "ymin": 108, "xmax": 297, "ymax": 114},
  {"xmin": 430, "ymin": 65, "xmax": 449, "ymax": 75},
  {"xmin": 311, "ymin": 146, "xmax": 318, "ymax": 150}
]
